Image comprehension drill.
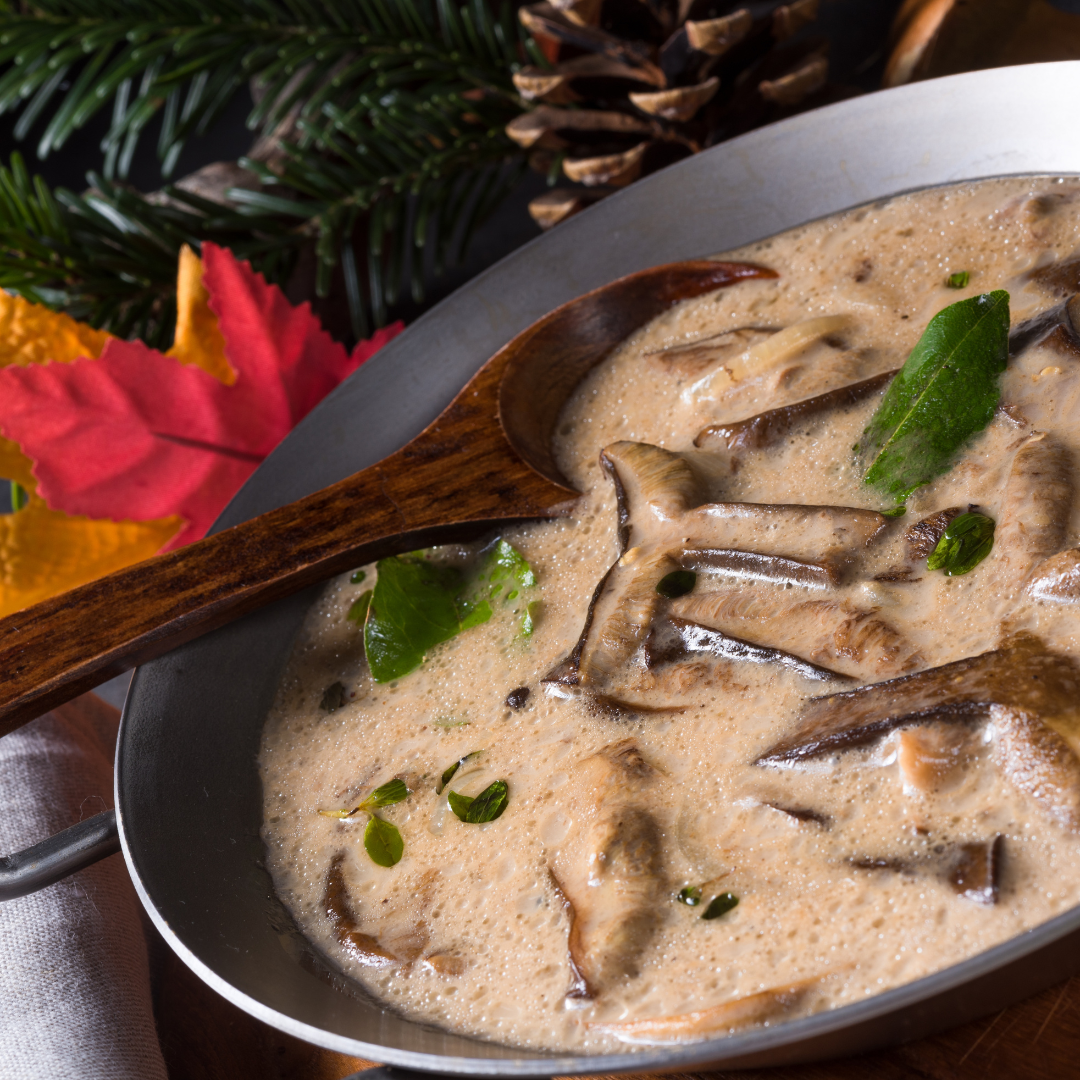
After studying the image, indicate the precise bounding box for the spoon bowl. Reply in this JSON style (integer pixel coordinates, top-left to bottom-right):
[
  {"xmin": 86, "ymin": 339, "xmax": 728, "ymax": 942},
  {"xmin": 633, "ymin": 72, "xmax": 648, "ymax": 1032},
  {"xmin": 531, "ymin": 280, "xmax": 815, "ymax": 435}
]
[{"xmin": 0, "ymin": 258, "xmax": 771, "ymax": 734}]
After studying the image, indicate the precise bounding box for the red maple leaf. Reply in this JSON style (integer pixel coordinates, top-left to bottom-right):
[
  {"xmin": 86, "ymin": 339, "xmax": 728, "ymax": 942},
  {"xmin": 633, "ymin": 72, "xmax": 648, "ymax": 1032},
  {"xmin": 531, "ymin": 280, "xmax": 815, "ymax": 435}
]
[{"xmin": 0, "ymin": 244, "xmax": 402, "ymax": 549}]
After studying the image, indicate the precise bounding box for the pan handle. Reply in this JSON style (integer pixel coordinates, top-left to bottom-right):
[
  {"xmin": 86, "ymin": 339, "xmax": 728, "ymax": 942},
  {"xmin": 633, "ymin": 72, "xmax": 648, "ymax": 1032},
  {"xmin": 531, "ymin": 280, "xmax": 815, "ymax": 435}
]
[{"xmin": 0, "ymin": 809, "xmax": 120, "ymax": 901}]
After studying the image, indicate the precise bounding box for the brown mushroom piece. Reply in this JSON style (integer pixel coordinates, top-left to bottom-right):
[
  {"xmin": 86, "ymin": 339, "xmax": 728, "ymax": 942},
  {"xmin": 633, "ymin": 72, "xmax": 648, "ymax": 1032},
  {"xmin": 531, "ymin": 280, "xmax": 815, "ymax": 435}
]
[
  {"xmin": 694, "ymin": 369, "xmax": 897, "ymax": 452},
  {"xmin": 323, "ymin": 854, "xmax": 399, "ymax": 967},
  {"xmin": 671, "ymin": 590, "xmax": 920, "ymax": 679},
  {"xmin": 647, "ymin": 325, "xmax": 777, "ymax": 378},
  {"xmin": 543, "ymin": 441, "xmax": 888, "ymax": 688},
  {"xmin": 904, "ymin": 506, "xmax": 966, "ymax": 560},
  {"xmin": 589, "ymin": 980, "xmax": 817, "ymax": 1044},
  {"xmin": 551, "ymin": 740, "xmax": 666, "ymax": 1001},
  {"xmin": 1008, "ymin": 294, "xmax": 1080, "ymax": 359},
  {"xmin": 756, "ymin": 634, "xmax": 1080, "ymax": 830},
  {"xmin": 1029, "ymin": 548, "xmax": 1080, "ymax": 602},
  {"xmin": 897, "ymin": 722, "xmax": 974, "ymax": 792},
  {"xmin": 848, "ymin": 836, "xmax": 1002, "ymax": 905},
  {"xmin": 996, "ymin": 431, "xmax": 1073, "ymax": 580},
  {"xmin": 645, "ymin": 615, "xmax": 848, "ymax": 682}
]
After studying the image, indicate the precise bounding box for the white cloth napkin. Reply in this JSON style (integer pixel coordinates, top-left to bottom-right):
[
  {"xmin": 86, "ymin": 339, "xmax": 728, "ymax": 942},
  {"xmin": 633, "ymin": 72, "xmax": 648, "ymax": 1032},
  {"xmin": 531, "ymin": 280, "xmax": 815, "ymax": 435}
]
[{"xmin": 0, "ymin": 694, "xmax": 167, "ymax": 1080}]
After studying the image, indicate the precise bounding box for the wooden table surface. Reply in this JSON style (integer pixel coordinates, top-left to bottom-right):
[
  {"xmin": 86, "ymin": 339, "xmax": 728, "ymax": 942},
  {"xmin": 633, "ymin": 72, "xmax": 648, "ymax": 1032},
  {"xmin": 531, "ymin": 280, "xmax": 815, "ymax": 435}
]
[{"xmin": 154, "ymin": 934, "xmax": 1080, "ymax": 1080}]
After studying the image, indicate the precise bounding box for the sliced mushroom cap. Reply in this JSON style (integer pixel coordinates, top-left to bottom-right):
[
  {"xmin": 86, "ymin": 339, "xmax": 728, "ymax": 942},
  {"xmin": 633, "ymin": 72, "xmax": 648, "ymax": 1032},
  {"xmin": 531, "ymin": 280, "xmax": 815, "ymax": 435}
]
[
  {"xmin": 505, "ymin": 105, "xmax": 652, "ymax": 150},
  {"xmin": 324, "ymin": 854, "xmax": 399, "ymax": 967},
  {"xmin": 563, "ymin": 140, "xmax": 649, "ymax": 186},
  {"xmin": 996, "ymin": 431, "xmax": 1073, "ymax": 575},
  {"xmin": 552, "ymin": 740, "xmax": 665, "ymax": 1000},
  {"xmin": 648, "ymin": 325, "xmax": 777, "ymax": 378},
  {"xmin": 629, "ymin": 77, "xmax": 719, "ymax": 121},
  {"xmin": 672, "ymin": 591, "xmax": 919, "ymax": 679},
  {"xmin": 757, "ymin": 634, "xmax": 1080, "ymax": 766},
  {"xmin": 904, "ymin": 506, "xmax": 966, "ymax": 560},
  {"xmin": 601, "ymin": 441, "xmax": 704, "ymax": 530},
  {"xmin": 590, "ymin": 980, "xmax": 816, "ymax": 1044},
  {"xmin": 758, "ymin": 53, "xmax": 828, "ymax": 106},
  {"xmin": 649, "ymin": 615, "xmax": 847, "ymax": 682},
  {"xmin": 897, "ymin": 722, "xmax": 974, "ymax": 792},
  {"xmin": 681, "ymin": 502, "xmax": 888, "ymax": 569},
  {"xmin": 1029, "ymin": 548, "xmax": 1080, "ymax": 602},
  {"xmin": 694, "ymin": 369, "xmax": 896, "ymax": 452},
  {"xmin": 849, "ymin": 836, "xmax": 1002, "ymax": 904},
  {"xmin": 679, "ymin": 547, "xmax": 840, "ymax": 589},
  {"xmin": 992, "ymin": 703, "xmax": 1080, "ymax": 830},
  {"xmin": 685, "ymin": 9, "xmax": 753, "ymax": 55},
  {"xmin": 1009, "ymin": 295, "xmax": 1080, "ymax": 358},
  {"xmin": 528, "ymin": 186, "xmax": 610, "ymax": 229}
]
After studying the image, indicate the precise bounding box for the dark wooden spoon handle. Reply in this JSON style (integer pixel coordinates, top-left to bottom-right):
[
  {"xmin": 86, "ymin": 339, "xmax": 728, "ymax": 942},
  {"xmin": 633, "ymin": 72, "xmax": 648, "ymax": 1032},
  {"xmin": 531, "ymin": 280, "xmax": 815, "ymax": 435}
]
[
  {"xmin": 0, "ymin": 257, "xmax": 776, "ymax": 735},
  {"xmin": 0, "ymin": 356, "xmax": 569, "ymax": 735}
]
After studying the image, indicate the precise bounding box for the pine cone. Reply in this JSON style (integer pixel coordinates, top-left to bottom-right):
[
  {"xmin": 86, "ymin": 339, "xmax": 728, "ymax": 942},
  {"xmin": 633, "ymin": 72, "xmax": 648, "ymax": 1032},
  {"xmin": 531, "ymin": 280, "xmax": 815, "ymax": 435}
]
[{"xmin": 507, "ymin": 0, "xmax": 858, "ymax": 228}]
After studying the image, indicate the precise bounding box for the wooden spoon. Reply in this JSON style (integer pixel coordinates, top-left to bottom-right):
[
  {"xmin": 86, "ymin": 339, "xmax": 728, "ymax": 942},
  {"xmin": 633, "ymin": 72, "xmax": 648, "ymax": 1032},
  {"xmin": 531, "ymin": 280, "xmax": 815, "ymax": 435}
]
[{"xmin": 0, "ymin": 259, "xmax": 774, "ymax": 734}]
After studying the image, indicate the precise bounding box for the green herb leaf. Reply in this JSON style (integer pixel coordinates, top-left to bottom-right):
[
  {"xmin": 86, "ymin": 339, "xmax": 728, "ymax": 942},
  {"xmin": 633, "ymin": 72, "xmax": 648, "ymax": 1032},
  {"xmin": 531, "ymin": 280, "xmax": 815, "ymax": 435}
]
[
  {"xmin": 319, "ymin": 681, "xmax": 346, "ymax": 712},
  {"xmin": 364, "ymin": 555, "xmax": 479, "ymax": 682},
  {"xmin": 362, "ymin": 778, "xmax": 409, "ymax": 809},
  {"xmin": 656, "ymin": 569, "xmax": 696, "ymax": 598},
  {"xmin": 677, "ymin": 886, "xmax": 702, "ymax": 906},
  {"xmin": 926, "ymin": 511, "xmax": 995, "ymax": 576},
  {"xmin": 9, "ymin": 481, "xmax": 28, "ymax": 512},
  {"xmin": 880, "ymin": 506, "xmax": 907, "ymax": 518},
  {"xmin": 701, "ymin": 892, "xmax": 739, "ymax": 920},
  {"xmin": 350, "ymin": 569, "xmax": 367, "ymax": 584},
  {"xmin": 365, "ymin": 542, "xmax": 538, "ymax": 682},
  {"xmin": 364, "ymin": 816, "xmax": 404, "ymax": 867},
  {"xmin": 448, "ymin": 779, "xmax": 509, "ymax": 823},
  {"xmin": 861, "ymin": 292, "xmax": 1009, "ymax": 501},
  {"xmin": 437, "ymin": 750, "xmax": 484, "ymax": 794},
  {"xmin": 946, "ymin": 270, "xmax": 970, "ymax": 289},
  {"xmin": 347, "ymin": 590, "xmax": 372, "ymax": 625}
]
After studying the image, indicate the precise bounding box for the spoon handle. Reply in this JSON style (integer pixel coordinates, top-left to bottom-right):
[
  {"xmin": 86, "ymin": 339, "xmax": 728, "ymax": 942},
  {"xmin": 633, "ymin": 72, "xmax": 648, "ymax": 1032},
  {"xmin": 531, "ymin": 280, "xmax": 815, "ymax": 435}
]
[{"xmin": 0, "ymin": 361, "xmax": 571, "ymax": 736}]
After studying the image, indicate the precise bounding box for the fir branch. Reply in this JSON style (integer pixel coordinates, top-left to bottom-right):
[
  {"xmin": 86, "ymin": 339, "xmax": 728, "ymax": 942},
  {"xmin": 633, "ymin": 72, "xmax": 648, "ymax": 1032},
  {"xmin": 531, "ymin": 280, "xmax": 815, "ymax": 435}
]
[{"xmin": 0, "ymin": 1, "xmax": 528, "ymax": 179}]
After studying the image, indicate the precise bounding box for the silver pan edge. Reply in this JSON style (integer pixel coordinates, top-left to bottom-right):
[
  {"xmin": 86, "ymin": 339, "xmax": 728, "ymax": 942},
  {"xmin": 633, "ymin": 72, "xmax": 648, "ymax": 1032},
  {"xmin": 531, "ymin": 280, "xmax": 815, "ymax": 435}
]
[{"xmin": 117, "ymin": 60, "xmax": 1080, "ymax": 1074}]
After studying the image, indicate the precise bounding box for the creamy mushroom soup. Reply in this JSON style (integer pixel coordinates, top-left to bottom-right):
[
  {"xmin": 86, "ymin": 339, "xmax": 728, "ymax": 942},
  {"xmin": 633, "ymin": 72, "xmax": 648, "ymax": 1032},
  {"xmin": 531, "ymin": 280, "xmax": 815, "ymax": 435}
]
[{"xmin": 261, "ymin": 176, "xmax": 1080, "ymax": 1052}]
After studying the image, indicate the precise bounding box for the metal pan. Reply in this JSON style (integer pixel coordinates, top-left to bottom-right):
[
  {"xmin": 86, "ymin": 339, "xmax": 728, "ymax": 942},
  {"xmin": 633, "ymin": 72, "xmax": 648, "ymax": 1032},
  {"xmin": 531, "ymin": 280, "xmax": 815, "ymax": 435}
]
[{"xmin": 9, "ymin": 60, "xmax": 1080, "ymax": 1077}]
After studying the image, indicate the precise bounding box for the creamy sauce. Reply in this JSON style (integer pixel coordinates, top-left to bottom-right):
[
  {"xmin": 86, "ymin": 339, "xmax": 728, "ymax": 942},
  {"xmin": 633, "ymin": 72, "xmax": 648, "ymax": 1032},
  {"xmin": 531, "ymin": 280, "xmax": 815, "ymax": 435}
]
[{"xmin": 260, "ymin": 176, "xmax": 1080, "ymax": 1052}]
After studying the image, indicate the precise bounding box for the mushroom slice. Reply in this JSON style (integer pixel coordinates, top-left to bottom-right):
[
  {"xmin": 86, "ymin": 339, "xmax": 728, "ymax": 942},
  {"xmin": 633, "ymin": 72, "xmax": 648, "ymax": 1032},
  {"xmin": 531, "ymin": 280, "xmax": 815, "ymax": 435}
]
[
  {"xmin": 323, "ymin": 854, "xmax": 399, "ymax": 967},
  {"xmin": 563, "ymin": 141, "xmax": 648, "ymax": 187},
  {"xmin": 897, "ymin": 722, "xmax": 975, "ymax": 793},
  {"xmin": 552, "ymin": 740, "xmax": 665, "ymax": 1000},
  {"xmin": 1009, "ymin": 294, "xmax": 1080, "ymax": 358},
  {"xmin": 996, "ymin": 432, "xmax": 1073, "ymax": 578},
  {"xmin": 685, "ymin": 10, "xmax": 753, "ymax": 55},
  {"xmin": 758, "ymin": 53, "xmax": 828, "ymax": 106},
  {"xmin": 849, "ymin": 837, "xmax": 1003, "ymax": 904},
  {"xmin": 647, "ymin": 615, "xmax": 847, "ymax": 682},
  {"xmin": 589, "ymin": 980, "xmax": 815, "ymax": 1044},
  {"xmin": 602, "ymin": 441, "xmax": 704, "ymax": 533},
  {"xmin": 679, "ymin": 547, "xmax": 839, "ymax": 589},
  {"xmin": 694, "ymin": 369, "xmax": 896, "ymax": 452},
  {"xmin": 421, "ymin": 952, "xmax": 467, "ymax": 976},
  {"xmin": 647, "ymin": 325, "xmax": 777, "ymax": 378},
  {"xmin": 629, "ymin": 77, "xmax": 718, "ymax": 121},
  {"xmin": 1029, "ymin": 548, "xmax": 1080, "ymax": 602},
  {"xmin": 991, "ymin": 704, "xmax": 1080, "ymax": 831},
  {"xmin": 672, "ymin": 591, "xmax": 918, "ymax": 679},
  {"xmin": 758, "ymin": 634, "xmax": 1080, "ymax": 764},
  {"xmin": 904, "ymin": 506, "xmax": 965, "ymax": 560},
  {"xmin": 757, "ymin": 634, "xmax": 1080, "ymax": 828},
  {"xmin": 681, "ymin": 502, "xmax": 887, "ymax": 573}
]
